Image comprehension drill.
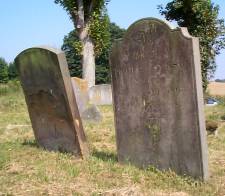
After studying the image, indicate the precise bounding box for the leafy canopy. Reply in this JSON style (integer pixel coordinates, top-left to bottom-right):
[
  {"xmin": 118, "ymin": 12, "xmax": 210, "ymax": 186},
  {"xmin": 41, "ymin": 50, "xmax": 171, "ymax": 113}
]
[
  {"xmin": 54, "ymin": 0, "xmax": 110, "ymax": 22},
  {"xmin": 55, "ymin": 0, "xmax": 110, "ymax": 56},
  {"xmin": 62, "ymin": 22, "xmax": 126, "ymax": 84},
  {"xmin": 8, "ymin": 62, "xmax": 18, "ymax": 80},
  {"xmin": 159, "ymin": 0, "xmax": 225, "ymax": 90},
  {"xmin": 0, "ymin": 57, "xmax": 9, "ymax": 83}
]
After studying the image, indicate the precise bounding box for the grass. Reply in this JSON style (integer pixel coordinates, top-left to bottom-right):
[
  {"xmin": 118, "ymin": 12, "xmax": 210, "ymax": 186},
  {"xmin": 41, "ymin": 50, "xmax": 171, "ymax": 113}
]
[{"xmin": 0, "ymin": 83, "xmax": 225, "ymax": 195}]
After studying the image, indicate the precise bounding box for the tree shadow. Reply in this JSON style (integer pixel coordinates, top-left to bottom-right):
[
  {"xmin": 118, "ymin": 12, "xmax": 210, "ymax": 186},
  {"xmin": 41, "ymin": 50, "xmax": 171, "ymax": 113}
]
[
  {"xmin": 92, "ymin": 149, "xmax": 118, "ymax": 162},
  {"xmin": 22, "ymin": 140, "xmax": 118, "ymax": 161},
  {"xmin": 22, "ymin": 139, "xmax": 72, "ymax": 155}
]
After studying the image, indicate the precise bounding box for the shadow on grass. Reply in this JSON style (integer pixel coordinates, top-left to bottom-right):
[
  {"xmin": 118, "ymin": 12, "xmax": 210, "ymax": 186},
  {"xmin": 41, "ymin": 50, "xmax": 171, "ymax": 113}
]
[
  {"xmin": 92, "ymin": 149, "xmax": 118, "ymax": 162},
  {"xmin": 22, "ymin": 139, "xmax": 74, "ymax": 156},
  {"xmin": 22, "ymin": 139, "xmax": 39, "ymax": 148},
  {"xmin": 22, "ymin": 140, "xmax": 117, "ymax": 161}
]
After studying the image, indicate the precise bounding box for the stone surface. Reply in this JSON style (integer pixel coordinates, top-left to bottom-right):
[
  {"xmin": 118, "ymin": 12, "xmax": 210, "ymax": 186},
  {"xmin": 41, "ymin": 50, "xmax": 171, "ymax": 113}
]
[
  {"xmin": 89, "ymin": 84, "xmax": 112, "ymax": 105},
  {"xmin": 110, "ymin": 18, "xmax": 208, "ymax": 180},
  {"xmin": 71, "ymin": 77, "xmax": 89, "ymax": 113},
  {"xmin": 81, "ymin": 105, "xmax": 103, "ymax": 122},
  {"xmin": 71, "ymin": 77, "xmax": 102, "ymax": 122},
  {"xmin": 15, "ymin": 46, "xmax": 89, "ymax": 157}
]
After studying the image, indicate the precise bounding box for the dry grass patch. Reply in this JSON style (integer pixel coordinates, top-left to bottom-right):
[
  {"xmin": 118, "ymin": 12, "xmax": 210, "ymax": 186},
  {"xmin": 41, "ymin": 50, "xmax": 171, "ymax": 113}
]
[{"xmin": 1, "ymin": 86, "xmax": 225, "ymax": 195}]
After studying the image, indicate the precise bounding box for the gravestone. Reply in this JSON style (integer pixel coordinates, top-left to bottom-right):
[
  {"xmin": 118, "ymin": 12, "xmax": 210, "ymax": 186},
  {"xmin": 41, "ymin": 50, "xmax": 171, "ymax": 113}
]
[
  {"xmin": 71, "ymin": 77, "xmax": 103, "ymax": 122},
  {"xmin": 110, "ymin": 18, "xmax": 208, "ymax": 180},
  {"xmin": 71, "ymin": 77, "xmax": 89, "ymax": 114},
  {"xmin": 15, "ymin": 46, "xmax": 89, "ymax": 157},
  {"xmin": 89, "ymin": 84, "xmax": 112, "ymax": 105}
]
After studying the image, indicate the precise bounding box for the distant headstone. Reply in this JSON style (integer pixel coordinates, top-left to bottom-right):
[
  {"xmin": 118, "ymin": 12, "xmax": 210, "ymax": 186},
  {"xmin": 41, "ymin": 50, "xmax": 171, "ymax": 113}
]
[
  {"xmin": 71, "ymin": 77, "xmax": 89, "ymax": 113},
  {"xmin": 110, "ymin": 18, "xmax": 208, "ymax": 180},
  {"xmin": 71, "ymin": 77, "xmax": 103, "ymax": 122},
  {"xmin": 15, "ymin": 46, "xmax": 89, "ymax": 157},
  {"xmin": 89, "ymin": 84, "xmax": 112, "ymax": 105}
]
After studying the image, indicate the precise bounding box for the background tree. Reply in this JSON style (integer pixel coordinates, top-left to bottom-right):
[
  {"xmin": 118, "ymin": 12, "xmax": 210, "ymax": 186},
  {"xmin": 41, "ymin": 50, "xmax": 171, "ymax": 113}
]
[
  {"xmin": 62, "ymin": 22, "xmax": 126, "ymax": 84},
  {"xmin": 8, "ymin": 62, "xmax": 18, "ymax": 80},
  {"xmin": 158, "ymin": 0, "xmax": 225, "ymax": 90},
  {"xmin": 0, "ymin": 57, "xmax": 9, "ymax": 83},
  {"xmin": 55, "ymin": 0, "xmax": 110, "ymax": 88}
]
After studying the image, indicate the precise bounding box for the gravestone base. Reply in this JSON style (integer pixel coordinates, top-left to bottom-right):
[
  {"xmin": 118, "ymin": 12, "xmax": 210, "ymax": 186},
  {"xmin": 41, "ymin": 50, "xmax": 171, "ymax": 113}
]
[{"xmin": 81, "ymin": 104, "xmax": 103, "ymax": 122}]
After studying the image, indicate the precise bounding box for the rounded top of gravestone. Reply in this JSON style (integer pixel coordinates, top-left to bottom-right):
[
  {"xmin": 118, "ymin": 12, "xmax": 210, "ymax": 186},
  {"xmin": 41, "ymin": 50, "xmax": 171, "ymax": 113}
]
[
  {"xmin": 125, "ymin": 17, "xmax": 193, "ymax": 40},
  {"xmin": 15, "ymin": 46, "xmax": 63, "ymax": 60},
  {"xmin": 127, "ymin": 17, "xmax": 173, "ymax": 31}
]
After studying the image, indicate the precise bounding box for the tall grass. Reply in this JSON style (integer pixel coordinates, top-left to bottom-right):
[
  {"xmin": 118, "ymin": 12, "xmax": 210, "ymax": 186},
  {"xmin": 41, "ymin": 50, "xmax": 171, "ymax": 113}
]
[{"xmin": 0, "ymin": 80, "xmax": 22, "ymax": 96}]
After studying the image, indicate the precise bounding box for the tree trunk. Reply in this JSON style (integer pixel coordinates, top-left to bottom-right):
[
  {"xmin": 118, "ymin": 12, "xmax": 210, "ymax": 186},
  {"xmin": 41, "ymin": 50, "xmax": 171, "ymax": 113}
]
[
  {"xmin": 78, "ymin": 26, "xmax": 95, "ymax": 88},
  {"xmin": 76, "ymin": 0, "xmax": 96, "ymax": 88},
  {"xmin": 82, "ymin": 35, "xmax": 95, "ymax": 88}
]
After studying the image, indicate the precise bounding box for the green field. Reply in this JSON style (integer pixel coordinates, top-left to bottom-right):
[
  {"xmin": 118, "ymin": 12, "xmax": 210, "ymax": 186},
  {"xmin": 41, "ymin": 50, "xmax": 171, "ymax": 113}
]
[{"xmin": 0, "ymin": 82, "xmax": 225, "ymax": 195}]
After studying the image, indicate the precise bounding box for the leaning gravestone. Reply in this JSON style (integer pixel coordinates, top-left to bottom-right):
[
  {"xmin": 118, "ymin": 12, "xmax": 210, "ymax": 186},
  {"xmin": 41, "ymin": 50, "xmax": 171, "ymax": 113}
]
[
  {"xmin": 110, "ymin": 18, "xmax": 208, "ymax": 180},
  {"xmin": 15, "ymin": 46, "xmax": 89, "ymax": 157}
]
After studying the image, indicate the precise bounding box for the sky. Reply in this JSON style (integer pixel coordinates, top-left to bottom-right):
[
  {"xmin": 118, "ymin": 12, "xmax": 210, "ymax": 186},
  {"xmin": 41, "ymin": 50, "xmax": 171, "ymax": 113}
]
[{"xmin": 0, "ymin": 0, "xmax": 224, "ymax": 79}]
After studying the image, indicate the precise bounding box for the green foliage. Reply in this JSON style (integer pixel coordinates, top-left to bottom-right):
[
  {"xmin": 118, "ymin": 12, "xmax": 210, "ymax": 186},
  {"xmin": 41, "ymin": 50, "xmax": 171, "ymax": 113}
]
[
  {"xmin": 0, "ymin": 57, "xmax": 9, "ymax": 84},
  {"xmin": 89, "ymin": 10, "xmax": 110, "ymax": 56},
  {"xmin": 62, "ymin": 22, "xmax": 126, "ymax": 84},
  {"xmin": 55, "ymin": 0, "xmax": 111, "ymax": 57},
  {"xmin": 96, "ymin": 49, "xmax": 111, "ymax": 84},
  {"xmin": 158, "ymin": 0, "xmax": 225, "ymax": 91},
  {"xmin": 109, "ymin": 22, "xmax": 126, "ymax": 42},
  {"xmin": 0, "ymin": 80, "xmax": 21, "ymax": 96},
  {"xmin": 95, "ymin": 22, "xmax": 126, "ymax": 84},
  {"xmin": 54, "ymin": 0, "xmax": 110, "ymax": 21},
  {"xmin": 8, "ymin": 62, "xmax": 18, "ymax": 80},
  {"xmin": 62, "ymin": 31, "xmax": 82, "ymax": 78}
]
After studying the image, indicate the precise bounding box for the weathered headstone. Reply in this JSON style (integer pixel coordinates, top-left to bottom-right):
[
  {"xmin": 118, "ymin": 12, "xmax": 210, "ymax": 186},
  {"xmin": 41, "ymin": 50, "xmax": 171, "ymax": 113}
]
[
  {"xmin": 71, "ymin": 77, "xmax": 89, "ymax": 114},
  {"xmin": 15, "ymin": 46, "xmax": 89, "ymax": 157},
  {"xmin": 71, "ymin": 77, "xmax": 103, "ymax": 122},
  {"xmin": 110, "ymin": 18, "xmax": 208, "ymax": 180},
  {"xmin": 89, "ymin": 84, "xmax": 112, "ymax": 105}
]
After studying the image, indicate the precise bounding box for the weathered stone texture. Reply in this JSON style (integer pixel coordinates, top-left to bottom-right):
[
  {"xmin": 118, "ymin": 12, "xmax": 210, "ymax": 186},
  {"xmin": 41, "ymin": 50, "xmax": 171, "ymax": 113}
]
[
  {"xmin": 89, "ymin": 84, "xmax": 112, "ymax": 105},
  {"xmin": 15, "ymin": 47, "xmax": 89, "ymax": 157},
  {"xmin": 110, "ymin": 18, "xmax": 208, "ymax": 180},
  {"xmin": 71, "ymin": 77, "xmax": 89, "ymax": 113},
  {"xmin": 81, "ymin": 105, "xmax": 103, "ymax": 122}
]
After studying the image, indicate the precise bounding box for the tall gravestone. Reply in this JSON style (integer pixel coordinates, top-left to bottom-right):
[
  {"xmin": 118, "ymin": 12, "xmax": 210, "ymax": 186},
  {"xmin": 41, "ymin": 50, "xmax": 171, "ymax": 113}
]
[
  {"xmin": 110, "ymin": 18, "xmax": 208, "ymax": 180},
  {"xmin": 15, "ymin": 46, "xmax": 89, "ymax": 157}
]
